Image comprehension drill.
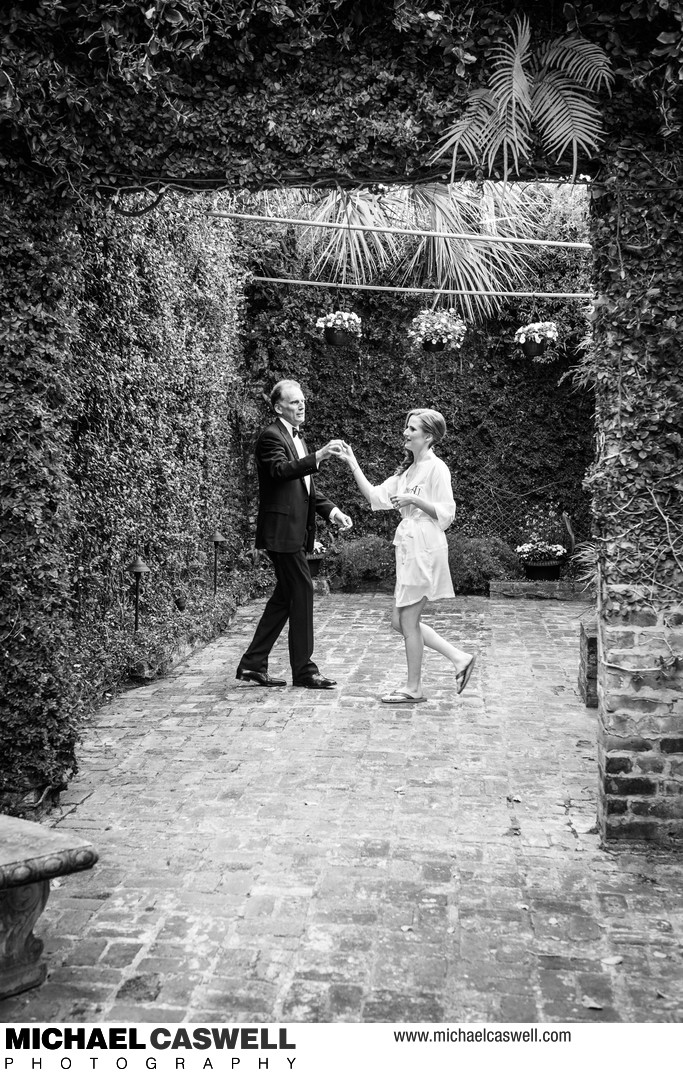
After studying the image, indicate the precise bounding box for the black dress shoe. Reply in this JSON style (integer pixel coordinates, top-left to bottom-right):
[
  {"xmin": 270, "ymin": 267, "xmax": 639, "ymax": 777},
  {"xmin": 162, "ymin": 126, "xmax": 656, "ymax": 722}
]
[
  {"xmin": 292, "ymin": 673, "xmax": 337, "ymax": 689},
  {"xmin": 235, "ymin": 664, "xmax": 286, "ymax": 687}
]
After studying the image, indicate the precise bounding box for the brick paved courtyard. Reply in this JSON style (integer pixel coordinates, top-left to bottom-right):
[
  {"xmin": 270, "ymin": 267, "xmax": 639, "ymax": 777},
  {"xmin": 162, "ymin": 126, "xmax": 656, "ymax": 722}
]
[{"xmin": 2, "ymin": 594, "xmax": 683, "ymax": 1023}]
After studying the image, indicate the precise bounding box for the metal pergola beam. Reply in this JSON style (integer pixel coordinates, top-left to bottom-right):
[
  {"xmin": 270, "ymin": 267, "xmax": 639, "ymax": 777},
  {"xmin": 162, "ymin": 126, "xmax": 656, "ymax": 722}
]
[
  {"xmin": 250, "ymin": 276, "xmax": 593, "ymax": 298},
  {"xmin": 208, "ymin": 211, "xmax": 592, "ymax": 251}
]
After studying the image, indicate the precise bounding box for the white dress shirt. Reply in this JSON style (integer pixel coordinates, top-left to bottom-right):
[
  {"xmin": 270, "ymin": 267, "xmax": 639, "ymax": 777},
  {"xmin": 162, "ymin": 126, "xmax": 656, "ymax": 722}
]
[
  {"xmin": 279, "ymin": 417, "xmax": 312, "ymax": 493},
  {"xmin": 277, "ymin": 418, "xmax": 344, "ymax": 530}
]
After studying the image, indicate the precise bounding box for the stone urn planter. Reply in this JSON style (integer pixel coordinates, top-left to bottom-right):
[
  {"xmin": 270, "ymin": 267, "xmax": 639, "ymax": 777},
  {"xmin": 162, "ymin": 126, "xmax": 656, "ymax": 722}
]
[
  {"xmin": 523, "ymin": 560, "xmax": 563, "ymax": 581},
  {"xmin": 306, "ymin": 553, "xmax": 325, "ymax": 577},
  {"xmin": 422, "ymin": 339, "xmax": 446, "ymax": 352}
]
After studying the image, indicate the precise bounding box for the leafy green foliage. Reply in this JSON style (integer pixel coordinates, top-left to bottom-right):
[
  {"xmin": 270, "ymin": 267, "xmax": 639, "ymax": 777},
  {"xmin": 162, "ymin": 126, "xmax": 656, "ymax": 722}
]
[
  {"xmin": 447, "ymin": 534, "xmax": 522, "ymax": 593},
  {"xmin": 431, "ymin": 15, "xmax": 614, "ymax": 180},
  {"xmin": 587, "ymin": 148, "xmax": 683, "ymax": 618},
  {"xmin": 0, "ymin": 190, "xmax": 267, "ymax": 795},
  {"xmin": 0, "ymin": 185, "xmax": 83, "ymax": 794},
  {"xmin": 328, "ymin": 535, "xmax": 396, "ymax": 591},
  {"xmin": 2, "ymin": 2, "xmax": 681, "ymax": 200}
]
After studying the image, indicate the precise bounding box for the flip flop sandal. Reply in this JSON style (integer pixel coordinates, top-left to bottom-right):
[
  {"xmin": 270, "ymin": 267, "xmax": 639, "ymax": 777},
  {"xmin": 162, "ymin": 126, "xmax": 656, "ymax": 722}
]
[
  {"xmin": 456, "ymin": 655, "xmax": 477, "ymax": 695},
  {"xmin": 381, "ymin": 690, "xmax": 428, "ymax": 704}
]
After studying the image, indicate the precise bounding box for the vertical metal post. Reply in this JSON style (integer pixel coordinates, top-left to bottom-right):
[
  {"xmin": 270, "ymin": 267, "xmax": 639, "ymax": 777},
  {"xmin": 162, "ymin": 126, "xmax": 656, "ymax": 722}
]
[
  {"xmin": 212, "ymin": 530, "xmax": 227, "ymax": 597},
  {"xmin": 128, "ymin": 553, "xmax": 150, "ymax": 632},
  {"xmin": 134, "ymin": 573, "xmax": 141, "ymax": 632}
]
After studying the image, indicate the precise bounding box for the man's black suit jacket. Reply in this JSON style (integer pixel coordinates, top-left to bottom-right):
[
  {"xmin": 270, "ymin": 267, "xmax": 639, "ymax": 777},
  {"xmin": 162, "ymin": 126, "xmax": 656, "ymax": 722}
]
[{"xmin": 254, "ymin": 419, "xmax": 336, "ymax": 554}]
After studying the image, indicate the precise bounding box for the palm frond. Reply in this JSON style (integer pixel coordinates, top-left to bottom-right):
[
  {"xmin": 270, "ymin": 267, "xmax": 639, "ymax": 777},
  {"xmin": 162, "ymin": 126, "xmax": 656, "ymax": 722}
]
[
  {"xmin": 487, "ymin": 15, "xmax": 534, "ymax": 179},
  {"xmin": 393, "ymin": 182, "xmax": 539, "ymax": 321},
  {"xmin": 429, "ymin": 16, "xmax": 609, "ymax": 181},
  {"xmin": 300, "ymin": 188, "xmax": 405, "ymax": 284},
  {"xmin": 482, "ymin": 104, "xmax": 533, "ymax": 178},
  {"xmin": 430, "ymin": 89, "xmax": 497, "ymax": 177},
  {"xmin": 433, "ymin": 16, "xmax": 536, "ymax": 182},
  {"xmin": 489, "ymin": 15, "xmax": 534, "ymax": 117},
  {"xmin": 532, "ymin": 72, "xmax": 605, "ymax": 172},
  {"xmin": 478, "ymin": 180, "xmax": 549, "ymax": 237},
  {"xmin": 537, "ymin": 35, "xmax": 613, "ymax": 94}
]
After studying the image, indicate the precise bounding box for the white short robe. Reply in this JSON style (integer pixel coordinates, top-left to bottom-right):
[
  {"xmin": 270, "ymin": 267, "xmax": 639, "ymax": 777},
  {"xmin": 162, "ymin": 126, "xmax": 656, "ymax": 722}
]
[{"xmin": 368, "ymin": 453, "xmax": 456, "ymax": 607}]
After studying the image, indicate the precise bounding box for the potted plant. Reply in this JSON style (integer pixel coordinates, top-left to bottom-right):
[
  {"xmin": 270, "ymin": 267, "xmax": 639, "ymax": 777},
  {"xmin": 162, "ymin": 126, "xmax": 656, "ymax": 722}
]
[
  {"xmin": 516, "ymin": 540, "xmax": 568, "ymax": 580},
  {"xmin": 316, "ymin": 310, "xmax": 362, "ymax": 346},
  {"xmin": 515, "ymin": 503, "xmax": 568, "ymax": 580},
  {"xmin": 514, "ymin": 320, "xmax": 558, "ymax": 358},
  {"xmin": 306, "ymin": 540, "xmax": 328, "ymax": 578},
  {"xmin": 407, "ymin": 308, "xmax": 467, "ymax": 352}
]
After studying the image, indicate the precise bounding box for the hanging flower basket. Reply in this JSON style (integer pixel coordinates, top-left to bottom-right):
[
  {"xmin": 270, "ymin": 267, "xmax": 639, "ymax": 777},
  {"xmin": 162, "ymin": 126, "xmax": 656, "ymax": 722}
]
[
  {"xmin": 316, "ymin": 311, "xmax": 362, "ymax": 346},
  {"xmin": 521, "ymin": 338, "xmax": 546, "ymax": 358},
  {"xmin": 407, "ymin": 308, "xmax": 467, "ymax": 352},
  {"xmin": 324, "ymin": 327, "xmax": 353, "ymax": 346},
  {"xmin": 514, "ymin": 321, "xmax": 558, "ymax": 359}
]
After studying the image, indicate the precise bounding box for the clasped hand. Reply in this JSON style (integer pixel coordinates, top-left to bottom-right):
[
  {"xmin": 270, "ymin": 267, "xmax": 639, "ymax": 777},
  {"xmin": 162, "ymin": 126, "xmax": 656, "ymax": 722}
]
[
  {"xmin": 390, "ymin": 493, "xmax": 416, "ymax": 510},
  {"xmin": 319, "ymin": 438, "xmax": 346, "ymax": 460},
  {"xmin": 321, "ymin": 439, "xmax": 355, "ymax": 464}
]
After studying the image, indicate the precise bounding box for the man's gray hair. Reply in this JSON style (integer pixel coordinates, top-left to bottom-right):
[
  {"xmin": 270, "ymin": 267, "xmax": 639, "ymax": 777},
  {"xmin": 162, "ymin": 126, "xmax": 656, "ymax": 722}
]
[{"xmin": 270, "ymin": 379, "xmax": 301, "ymax": 408}]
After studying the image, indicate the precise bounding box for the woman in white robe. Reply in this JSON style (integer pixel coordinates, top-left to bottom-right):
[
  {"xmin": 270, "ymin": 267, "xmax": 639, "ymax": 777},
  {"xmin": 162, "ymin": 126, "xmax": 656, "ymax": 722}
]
[{"xmin": 339, "ymin": 408, "xmax": 476, "ymax": 703}]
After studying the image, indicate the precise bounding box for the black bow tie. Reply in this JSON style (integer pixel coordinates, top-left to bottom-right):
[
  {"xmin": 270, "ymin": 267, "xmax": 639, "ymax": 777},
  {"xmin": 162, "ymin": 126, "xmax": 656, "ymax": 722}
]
[{"xmin": 292, "ymin": 428, "xmax": 300, "ymax": 438}]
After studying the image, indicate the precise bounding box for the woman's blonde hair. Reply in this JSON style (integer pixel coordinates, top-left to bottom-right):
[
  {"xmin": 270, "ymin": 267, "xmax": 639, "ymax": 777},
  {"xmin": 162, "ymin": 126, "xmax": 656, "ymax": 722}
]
[{"xmin": 396, "ymin": 408, "xmax": 447, "ymax": 473}]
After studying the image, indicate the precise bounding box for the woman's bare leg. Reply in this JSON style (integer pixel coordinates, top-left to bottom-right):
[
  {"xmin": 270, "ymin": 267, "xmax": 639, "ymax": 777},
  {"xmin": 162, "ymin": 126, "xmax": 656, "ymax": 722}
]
[
  {"xmin": 390, "ymin": 603, "xmax": 473, "ymax": 693},
  {"xmin": 397, "ymin": 599, "xmax": 427, "ymax": 696},
  {"xmin": 394, "ymin": 606, "xmax": 469, "ymax": 672},
  {"xmin": 419, "ymin": 622, "xmax": 471, "ymax": 673}
]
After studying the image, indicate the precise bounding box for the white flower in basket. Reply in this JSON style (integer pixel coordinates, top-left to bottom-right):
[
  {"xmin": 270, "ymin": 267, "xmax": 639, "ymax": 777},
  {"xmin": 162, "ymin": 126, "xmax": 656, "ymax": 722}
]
[
  {"xmin": 407, "ymin": 308, "xmax": 467, "ymax": 350},
  {"xmin": 514, "ymin": 320, "xmax": 559, "ymax": 344},
  {"xmin": 515, "ymin": 540, "xmax": 568, "ymax": 564},
  {"xmin": 316, "ymin": 310, "xmax": 363, "ymax": 336}
]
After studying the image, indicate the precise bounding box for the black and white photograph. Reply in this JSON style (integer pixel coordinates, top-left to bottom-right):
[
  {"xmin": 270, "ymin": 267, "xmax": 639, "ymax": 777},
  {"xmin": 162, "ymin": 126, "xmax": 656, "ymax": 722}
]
[{"xmin": 1, "ymin": 0, "xmax": 682, "ymax": 1059}]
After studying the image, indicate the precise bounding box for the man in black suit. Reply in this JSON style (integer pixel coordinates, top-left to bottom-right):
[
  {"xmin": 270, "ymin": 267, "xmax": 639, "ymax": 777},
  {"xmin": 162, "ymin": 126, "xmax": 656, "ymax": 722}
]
[{"xmin": 236, "ymin": 379, "xmax": 352, "ymax": 689}]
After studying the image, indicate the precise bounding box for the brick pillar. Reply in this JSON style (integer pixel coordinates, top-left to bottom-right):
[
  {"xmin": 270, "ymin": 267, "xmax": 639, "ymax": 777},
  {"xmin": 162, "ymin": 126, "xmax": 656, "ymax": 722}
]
[
  {"xmin": 578, "ymin": 619, "xmax": 598, "ymax": 708},
  {"xmin": 598, "ymin": 608, "xmax": 683, "ymax": 841},
  {"xmin": 590, "ymin": 150, "xmax": 683, "ymax": 843}
]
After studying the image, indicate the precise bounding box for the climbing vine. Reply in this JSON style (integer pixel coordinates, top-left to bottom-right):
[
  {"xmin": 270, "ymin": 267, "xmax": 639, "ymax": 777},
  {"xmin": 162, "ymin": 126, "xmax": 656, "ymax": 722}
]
[
  {"xmin": 2, "ymin": 2, "xmax": 681, "ymax": 199},
  {"xmin": 0, "ymin": 190, "xmax": 269, "ymax": 799},
  {"xmin": 588, "ymin": 147, "xmax": 683, "ymax": 618}
]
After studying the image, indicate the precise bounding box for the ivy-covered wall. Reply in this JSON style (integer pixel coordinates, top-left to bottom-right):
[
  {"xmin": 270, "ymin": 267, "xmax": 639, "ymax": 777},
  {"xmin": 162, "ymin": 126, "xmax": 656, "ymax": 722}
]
[
  {"xmin": 64, "ymin": 194, "xmax": 265, "ymax": 684},
  {"xmin": 0, "ymin": 186, "xmax": 83, "ymax": 800},
  {"xmin": 588, "ymin": 147, "xmax": 683, "ymax": 842},
  {"xmin": 0, "ymin": 192, "xmax": 269, "ymax": 800},
  {"xmin": 2, "ymin": 2, "xmax": 679, "ymax": 195}
]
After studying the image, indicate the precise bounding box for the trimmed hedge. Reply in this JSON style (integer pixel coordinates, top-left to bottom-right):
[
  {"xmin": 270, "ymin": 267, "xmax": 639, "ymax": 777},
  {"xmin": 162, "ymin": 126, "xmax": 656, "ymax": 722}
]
[
  {"xmin": 447, "ymin": 534, "xmax": 522, "ymax": 593},
  {"xmin": 328, "ymin": 535, "xmax": 396, "ymax": 592},
  {"xmin": 327, "ymin": 532, "xmax": 521, "ymax": 596}
]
